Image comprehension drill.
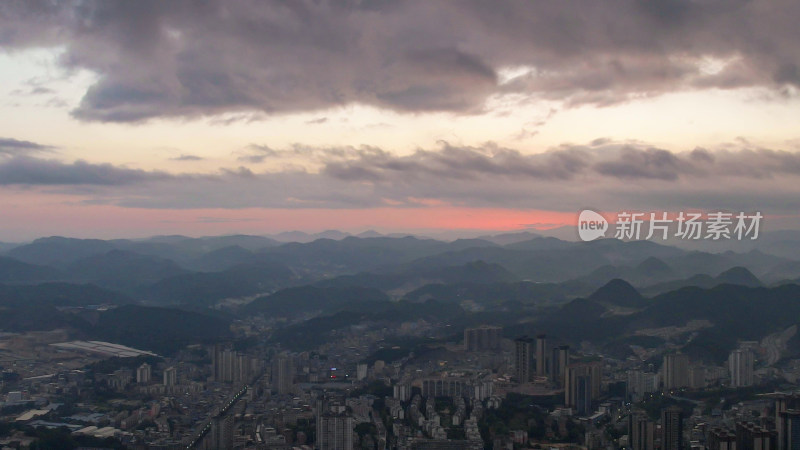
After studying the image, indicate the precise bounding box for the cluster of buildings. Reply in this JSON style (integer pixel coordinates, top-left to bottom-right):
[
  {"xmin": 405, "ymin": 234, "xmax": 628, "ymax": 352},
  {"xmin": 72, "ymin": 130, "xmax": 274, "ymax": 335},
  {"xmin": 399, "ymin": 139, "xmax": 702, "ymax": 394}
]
[
  {"xmin": 513, "ymin": 334, "xmax": 572, "ymax": 386},
  {"xmin": 627, "ymin": 392, "xmax": 800, "ymax": 450},
  {"xmin": 3, "ymin": 314, "xmax": 800, "ymax": 450},
  {"xmin": 627, "ymin": 347, "xmax": 759, "ymax": 405}
]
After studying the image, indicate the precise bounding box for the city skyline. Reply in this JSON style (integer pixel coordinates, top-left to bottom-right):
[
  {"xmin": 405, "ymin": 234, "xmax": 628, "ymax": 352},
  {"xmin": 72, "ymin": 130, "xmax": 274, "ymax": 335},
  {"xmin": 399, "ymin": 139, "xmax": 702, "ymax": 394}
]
[{"xmin": 2, "ymin": 3, "xmax": 800, "ymax": 447}]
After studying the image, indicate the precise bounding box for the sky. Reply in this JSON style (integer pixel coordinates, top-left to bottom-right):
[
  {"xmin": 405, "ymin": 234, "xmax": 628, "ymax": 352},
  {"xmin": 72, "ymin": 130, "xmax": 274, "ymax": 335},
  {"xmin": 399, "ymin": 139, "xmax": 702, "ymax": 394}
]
[{"xmin": 1, "ymin": 0, "xmax": 800, "ymax": 241}]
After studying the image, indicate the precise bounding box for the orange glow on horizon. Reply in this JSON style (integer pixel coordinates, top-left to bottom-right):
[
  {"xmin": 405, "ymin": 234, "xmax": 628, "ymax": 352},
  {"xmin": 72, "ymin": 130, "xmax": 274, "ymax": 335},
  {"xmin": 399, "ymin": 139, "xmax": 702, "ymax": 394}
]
[{"xmin": 0, "ymin": 190, "xmax": 577, "ymax": 240}]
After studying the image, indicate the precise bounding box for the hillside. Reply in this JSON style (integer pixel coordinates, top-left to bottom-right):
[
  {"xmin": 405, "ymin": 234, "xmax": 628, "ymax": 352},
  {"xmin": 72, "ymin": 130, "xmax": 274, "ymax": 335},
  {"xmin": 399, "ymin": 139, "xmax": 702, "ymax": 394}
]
[
  {"xmin": 8, "ymin": 236, "xmax": 116, "ymax": 265},
  {"xmin": 0, "ymin": 282, "xmax": 133, "ymax": 308},
  {"xmin": 92, "ymin": 305, "xmax": 234, "ymax": 355},
  {"xmin": 142, "ymin": 261, "xmax": 296, "ymax": 306},
  {"xmin": 65, "ymin": 250, "xmax": 189, "ymax": 289},
  {"xmin": 0, "ymin": 256, "xmax": 61, "ymax": 283},
  {"xmin": 518, "ymin": 283, "xmax": 800, "ymax": 364},
  {"xmin": 316, "ymin": 260, "xmax": 518, "ymax": 292},
  {"xmin": 588, "ymin": 279, "xmax": 647, "ymax": 308},
  {"xmin": 245, "ymin": 285, "xmax": 390, "ymax": 318}
]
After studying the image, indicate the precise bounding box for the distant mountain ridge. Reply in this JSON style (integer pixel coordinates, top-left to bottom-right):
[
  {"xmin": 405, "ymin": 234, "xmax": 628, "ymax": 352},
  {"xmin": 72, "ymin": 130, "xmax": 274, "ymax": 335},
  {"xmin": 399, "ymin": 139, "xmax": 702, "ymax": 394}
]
[
  {"xmin": 0, "ymin": 233, "xmax": 798, "ymax": 317},
  {"xmin": 0, "ymin": 256, "xmax": 62, "ymax": 282},
  {"xmin": 64, "ymin": 249, "xmax": 189, "ymax": 290},
  {"xmin": 244, "ymin": 285, "xmax": 390, "ymax": 318},
  {"xmin": 142, "ymin": 261, "xmax": 297, "ymax": 306},
  {"xmin": 641, "ymin": 266, "xmax": 762, "ymax": 295},
  {"xmin": 316, "ymin": 260, "xmax": 518, "ymax": 293},
  {"xmin": 510, "ymin": 282, "xmax": 800, "ymax": 364},
  {"xmin": 588, "ymin": 279, "xmax": 646, "ymax": 308}
]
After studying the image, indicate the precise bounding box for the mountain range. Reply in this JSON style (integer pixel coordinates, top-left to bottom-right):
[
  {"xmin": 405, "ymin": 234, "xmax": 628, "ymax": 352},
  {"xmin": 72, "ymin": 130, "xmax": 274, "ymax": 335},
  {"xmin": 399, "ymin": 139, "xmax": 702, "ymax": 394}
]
[{"xmin": 1, "ymin": 232, "xmax": 800, "ymax": 359}]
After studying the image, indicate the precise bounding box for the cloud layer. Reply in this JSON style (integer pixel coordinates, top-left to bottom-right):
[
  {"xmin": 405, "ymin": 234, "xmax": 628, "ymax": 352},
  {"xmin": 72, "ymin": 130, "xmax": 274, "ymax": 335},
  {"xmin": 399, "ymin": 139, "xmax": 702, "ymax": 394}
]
[
  {"xmin": 2, "ymin": 0, "xmax": 800, "ymax": 121},
  {"xmin": 0, "ymin": 137, "xmax": 54, "ymax": 156},
  {"xmin": 0, "ymin": 156, "xmax": 173, "ymax": 185},
  {"xmin": 3, "ymin": 139, "xmax": 800, "ymax": 214}
]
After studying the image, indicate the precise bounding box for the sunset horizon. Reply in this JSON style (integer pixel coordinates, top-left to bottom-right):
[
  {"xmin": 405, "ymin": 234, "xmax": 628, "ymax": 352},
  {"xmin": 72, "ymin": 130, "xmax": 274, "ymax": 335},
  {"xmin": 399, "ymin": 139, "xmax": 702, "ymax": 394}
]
[
  {"xmin": 2, "ymin": 1, "xmax": 800, "ymax": 239},
  {"xmin": 4, "ymin": 3, "xmax": 800, "ymax": 448}
]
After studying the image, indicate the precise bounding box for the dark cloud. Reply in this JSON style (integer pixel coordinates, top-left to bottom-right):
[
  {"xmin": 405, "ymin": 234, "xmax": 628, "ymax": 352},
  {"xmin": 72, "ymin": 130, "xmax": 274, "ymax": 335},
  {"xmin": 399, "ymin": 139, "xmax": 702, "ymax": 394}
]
[
  {"xmin": 170, "ymin": 154, "xmax": 204, "ymax": 161},
  {"xmin": 689, "ymin": 148, "xmax": 715, "ymax": 163},
  {"xmin": 2, "ymin": 0, "xmax": 799, "ymax": 121},
  {"xmin": 325, "ymin": 142, "xmax": 800, "ymax": 185},
  {"xmin": 5, "ymin": 141, "xmax": 800, "ymax": 215},
  {"xmin": 236, "ymin": 145, "xmax": 279, "ymax": 163},
  {"xmin": 0, "ymin": 156, "xmax": 173, "ymax": 185},
  {"xmin": 196, "ymin": 216, "xmax": 257, "ymax": 224},
  {"xmin": 0, "ymin": 137, "xmax": 55, "ymax": 156},
  {"xmin": 713, "ymin": 148, "xmax": 800, "ymax": 178},
  {"xmin": 313, "ymin": 142, "xmax": 765, "ymax": 182},
  {"xmin": 6, "ymin": 142, "xmax": 800, "ymax": 193},
  {"xmin": 10, "ymin": 86, "xmax": 54, "ymax": 96},
  {"xmin": 322, "ymin": 144, "xmax": 592, "ymax": 181},
  {"xmin": 594, "ymin": 147, "xmax": 686, "ymax": 180}
]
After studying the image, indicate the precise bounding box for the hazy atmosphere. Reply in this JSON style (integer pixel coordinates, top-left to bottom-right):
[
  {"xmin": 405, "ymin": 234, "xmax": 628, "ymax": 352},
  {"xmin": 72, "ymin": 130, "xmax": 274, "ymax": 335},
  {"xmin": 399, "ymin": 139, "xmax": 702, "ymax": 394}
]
[
  {"xmin": 2, "ymin": 1, "xmax": 800, "ymax": 240},
  {"xmin": 3, "ymin": 3, "xmax": 800, "ymax": 450}
]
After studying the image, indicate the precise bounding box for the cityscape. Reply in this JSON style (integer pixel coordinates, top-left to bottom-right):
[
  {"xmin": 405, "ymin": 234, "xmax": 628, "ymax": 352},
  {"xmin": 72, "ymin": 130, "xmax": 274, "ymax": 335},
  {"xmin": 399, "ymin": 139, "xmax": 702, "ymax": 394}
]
[
  {"xmin": 2, "ymin": 1, "xmax": 800, "ymax": 449},
  {"xmin": 0, "ymin": 231, "xmax": 800, "ymax": 449}
]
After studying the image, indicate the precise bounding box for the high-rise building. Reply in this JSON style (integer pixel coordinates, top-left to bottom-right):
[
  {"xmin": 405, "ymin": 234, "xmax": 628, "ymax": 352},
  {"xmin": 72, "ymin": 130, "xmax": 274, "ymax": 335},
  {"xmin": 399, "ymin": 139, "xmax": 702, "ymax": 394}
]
[
  {"xmin": 771, "ymin": 393, "xmax": 800, "ymax": 450},
  {"xmin": 661, "ymin": 406, "xmax": 684, "ymax": 450},
  {"xmin": 235, "ymin": 353, "xmax": 252, "ymax": 383},
  {"xmin": 393, "ymin": 383, "xmax": 411, "ymax": 401},
  {"xmin": 736, "ymin": 421, "xmax": 776, "ymax": 450},
  {"xmin": 419, "ymin": 378, "xmax": 492, "ymax": 400},
  {"xmin": 212, "ymin": 344, "xmax": 254, "ymax": 383},
  {"xmin": 575, "ymin": 375, "xmax": 592, "ymax": 415},
  {"xmin": 422, "ymin": 378, "xmax": 465, "ymax": 398},
  {"xmin": 535, "ymin": 334, "xmax": 548, "ymax": 377},
  {"xmin": 708, "ymin": 428, "xmax": 736, "ymax": 450},
  {"xmin": 464, "ymin": 326, "xmax": 502, "ymax": 352},
  {"xmin": 627, "ymin": 370, "xmax": 658, "ymax": 402},
  {"xmin": 356, "ymin": 363, "xmax": 368, "ymax": 381},
  {"xmin": 689, "ymin": 366, "xmax": 707, "ymax": 389},
  {"xmin": 109, "ymin": 369, "xmax": 132, "ymax": 391},
  {"xmin": 551, "ymin": 345, "xmax": 570, "ymax": 386},
  {"xmin": 317, "ymin": 413, "xmax": 354, "ymax": 450},
  {"xmin": 213, "ymin": 344, "xmax": 233, "ymax": 382},
  {"xmin": 630, "ymin": 414, "xmax": 655, "ymax": 450},
  {"xmin": 662, "ymin": 353, "xmax": 690, "ymax": 390},
  {"xmin": 272, "ymin": 354, "xmax": 294, "ymax": 395},
  {"xmin": 136, "ymin": 363, "xmax": 151, "ymax": 384},
  {"xmin": 206, "ymin": 413, "xmax": 234, "ymax": 450},
  {"xmin": 163, "ymin": 366, "xmax": 177, "ymax": 387},
  {"xmin": 565, "ymin": 361, "xmax": 602, "ymax": 415},
  {"xmin": 514, "ymin": 336, "xmax": 534, "ymax": 383},
  {"xmin": 729, "ymin": 348, "xmax": 755, "ymax": 387},
  {"xmin": 778, "ymin": 410, "xmax": 800, "ymax": 450}
]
